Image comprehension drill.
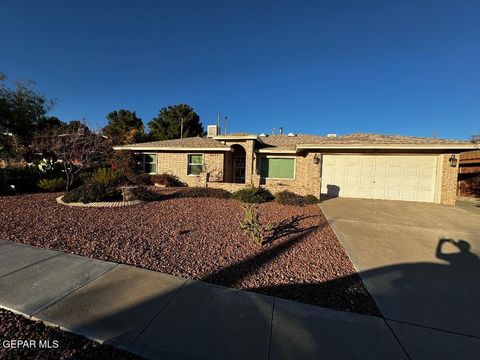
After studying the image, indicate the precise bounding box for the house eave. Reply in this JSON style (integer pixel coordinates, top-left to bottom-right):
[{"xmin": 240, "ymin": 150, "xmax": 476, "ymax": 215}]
[
  {"xmin": 212, "ymin": 135, "xmax": 261, "ymax": 141},
  {"xmin": 295, "ymin": 143, "xmax": 475, "ymax": 151},
  {"xmin": 256, "ymin": 148, "xmax": 297, "ymax": 154}
]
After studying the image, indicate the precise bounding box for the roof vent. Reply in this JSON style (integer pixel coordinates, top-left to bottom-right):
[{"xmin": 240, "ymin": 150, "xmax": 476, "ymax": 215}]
[
  {"xmin": 327, "ymin": 133, "xmax": 337, "ymax": 138},
  {"xmin": 287, "ymin": 133, "xmax": 296, "ymax": 137},
  {"xmin": 207, "ymin": 125, "xmax": 220, "ymax": 137},
  {"xmin": 259, "ymin": 133, "xmax": 267, "ymax": 137}
]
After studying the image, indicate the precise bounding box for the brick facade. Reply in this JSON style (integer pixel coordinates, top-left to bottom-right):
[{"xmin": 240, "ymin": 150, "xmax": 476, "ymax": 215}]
[
  {"xmin": 458, "ymin": 150, "xmax": 480, "ymax": 199},
  {"xmin": 439, "ymin": 154, "xmax": 459, "ymax": 205},
  {"xmin": 156, "ymin": 152, "xmax": 225, "ymax": 187},
  {"xmin": 458, "ymin": 174, "xmax": 480, "ymax": 198},
  {"xmin": 151, "ymin": 148, "xmax": 459, "ymax": 205},
  {"xmin": 256, "ymin": 152, "xmax": 321, "ymax": 197}
]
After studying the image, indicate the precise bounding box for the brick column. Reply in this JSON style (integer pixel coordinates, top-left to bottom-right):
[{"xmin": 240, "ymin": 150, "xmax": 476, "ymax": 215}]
[
  {"xmin": 244, "ymin": 140, "xmax": 255, "ymax": 185},
  {"xmin": 440, "ymin": 154, "xmax": 459, "ymax": 205}
]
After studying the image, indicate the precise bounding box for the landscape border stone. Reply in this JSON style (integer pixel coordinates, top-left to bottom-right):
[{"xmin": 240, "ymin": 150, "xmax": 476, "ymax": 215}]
[{"xmin": 56, "ymin": 196, "xmax": 144, "ymax": 208}]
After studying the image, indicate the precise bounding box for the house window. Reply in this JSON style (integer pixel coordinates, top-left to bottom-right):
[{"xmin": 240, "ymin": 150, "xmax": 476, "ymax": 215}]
[
  {"xmin": 188, "ymin": 154, "xmax": 203, "ymax": 175},
  {"xmin": 144, "ymin": 154, "xmax": 157, "ymax": 174},
  {"xmin": 260, "ymin": 157, "xmax": 295, "ymax": 179},
  {"xmin": 136, "ymin": 154, "xmax": 157, "ymax": 174}
]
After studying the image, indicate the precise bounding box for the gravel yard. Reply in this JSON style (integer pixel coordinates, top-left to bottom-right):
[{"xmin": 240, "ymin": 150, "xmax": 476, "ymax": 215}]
[
  {"xmin": 0, "ymin": 192, "xmax": 379, "ymax": 315},
  {"xmin": 0, "ymin": 309, "xmax": 140, "ymax": 359}
]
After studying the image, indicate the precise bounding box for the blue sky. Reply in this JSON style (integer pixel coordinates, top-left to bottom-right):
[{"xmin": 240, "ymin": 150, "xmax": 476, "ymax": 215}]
[{"xmin": 1, "ymin": 0, "xmax": 479, "ymax": 140}]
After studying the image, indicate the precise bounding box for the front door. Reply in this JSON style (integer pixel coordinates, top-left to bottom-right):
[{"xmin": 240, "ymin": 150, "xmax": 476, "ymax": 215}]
[{"xmin": 233, "ymin": 156, "xmax": 246, "ymax": 183}]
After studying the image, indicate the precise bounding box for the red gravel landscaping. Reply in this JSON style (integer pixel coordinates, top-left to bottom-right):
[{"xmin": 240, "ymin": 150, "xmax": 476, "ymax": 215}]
[
  {"xmin": 0, "ymin": 192, "xmax": 379, "ymax": 316},
  {"xmin": 0, "ymin": 308, "xmax": 141, "ymax": 360}
]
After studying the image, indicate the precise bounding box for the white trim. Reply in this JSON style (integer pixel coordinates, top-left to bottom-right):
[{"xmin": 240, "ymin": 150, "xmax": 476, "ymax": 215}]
[
  {"xmin": 297, "ymin": 143, "xmax": 474, "ymax": 150},
  {"xmin": 212, "ymin": 135, "xmax": 260, "ymax": 141},
  {"xmin": 114, "ymin": 146, "xmax": 232, "ymax": 152},
  {"xmin": 256, "ymin": 148, "xmax": 297, "ymax": 154}
]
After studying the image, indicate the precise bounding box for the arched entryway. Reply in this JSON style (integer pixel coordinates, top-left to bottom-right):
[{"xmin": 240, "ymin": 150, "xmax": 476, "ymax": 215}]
[{"xmin": 231, "ymin": 144, "xmax": 246, "ymax": 183}]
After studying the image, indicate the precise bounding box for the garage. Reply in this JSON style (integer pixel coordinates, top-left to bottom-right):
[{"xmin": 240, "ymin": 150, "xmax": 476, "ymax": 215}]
[{"xmin": 320, "ymin": 154, "xmax": 439, "ymax": 202}]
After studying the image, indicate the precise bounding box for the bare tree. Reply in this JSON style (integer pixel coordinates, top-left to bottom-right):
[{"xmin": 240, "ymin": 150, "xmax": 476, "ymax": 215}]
[
  {"xmin": 472, "ymin": 134, "xmax": 480, "ymax": 148},
  {"xmin": 0, "ymin": 129, "xmax": 22, "ymax": 166},
  {"xmin": 33, "ymin": 126, "xmax": 112, "ymax": 191}
]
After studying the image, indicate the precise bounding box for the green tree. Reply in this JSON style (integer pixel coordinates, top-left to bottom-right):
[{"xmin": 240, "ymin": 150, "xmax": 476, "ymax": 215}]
[
  {"xmin": 148, "ymin": 104, "xmax": 204, "ymax": 141},
  {"xmin": 37, "ymin": 116, "xmax": 67, "ymax": 132},
  {"xmin": 61, "ymin": 120, "xmax": 90, "ymax": 134},
  {"xmin": 0, "ymin": 72, "xmax": 54, "ymax": 142},
  {"xmin": 103, "ymin": 110, "xmax": 144, "ymax": 144}
]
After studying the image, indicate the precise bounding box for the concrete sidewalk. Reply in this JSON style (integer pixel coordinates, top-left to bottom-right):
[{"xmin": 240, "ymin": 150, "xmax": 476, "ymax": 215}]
[{"xmin": 0, "ymin": 240, "xmax": 410, "ymax": 359}]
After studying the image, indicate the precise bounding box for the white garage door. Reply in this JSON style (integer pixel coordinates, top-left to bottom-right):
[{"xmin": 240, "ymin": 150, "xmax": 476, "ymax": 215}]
[{"xmin": 321, "ymin": 155, "xmax": 438, "ymax": 202}]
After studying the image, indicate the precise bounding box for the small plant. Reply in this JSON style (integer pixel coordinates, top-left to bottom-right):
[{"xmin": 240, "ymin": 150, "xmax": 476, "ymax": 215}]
[
  {"xmin": 275, "ymin": 190, "xmax": 318, "ymax": 206},
  {"xmin": 37, "ymin": 177, "xmax": 67, "ymax": 192},
  {"xmin": 89, "ymin": 167, "xmax": 119, "ymax": 186},
  {"xmin": 151, "ymin": 173, "xmax": 185, "ymax": 187},
  {"xmin": 238, "ymin": 204, "xmax": 274, "ymax": 245},
  {"xmin": 232, "ymin": 186, "xmax": 273, "ymax": 203}
]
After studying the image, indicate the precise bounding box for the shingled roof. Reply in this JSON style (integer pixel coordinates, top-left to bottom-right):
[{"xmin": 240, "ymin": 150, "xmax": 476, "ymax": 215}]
[
  {"xmin": 113, "ymin": 136, "xmax": 230, "ymax": 150},
  {"xmin": 114, "ymin": 133, "xmax": 472, "ymax": 152},
  {"xmin": 258, "ymin": 133, "xmax": 471, "ymax": 151}
]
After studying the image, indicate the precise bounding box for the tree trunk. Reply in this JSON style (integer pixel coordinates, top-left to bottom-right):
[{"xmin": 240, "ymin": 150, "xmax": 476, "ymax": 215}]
[{"xmin": 64, "ymin": 163, "xmax": 70, "ymax": 192}]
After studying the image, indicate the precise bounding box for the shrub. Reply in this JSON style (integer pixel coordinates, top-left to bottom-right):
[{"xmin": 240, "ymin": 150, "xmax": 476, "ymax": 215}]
[
  {"xmin": 238, "ymin": 204, "xmax": 274, "ymax": 245},
  {"xmin": 89, "ymin": 167, "xmax": 119, "ymax": 186},
  {"xmin": 36, "ymin": 159, "xmax": 65, "ymax": 180},
  {"xmin": 151, "ymin": 173, "xmax": 185, "ymax": 187},
  {"xmin": 231, "ymin": 186, "xmax": 273, "ymax": 203},
  {"xmin": 178, "ymin": 187, "xmax": 231, "ymax": 199},
  {"xmin": 0, "ymin": 166, "xmax": 42, "ymax": 195},
  {"xmin": 133, "ymin": 173, "xmax": 154, "ymax": 186},
  {"xmin": 304, "ymin": 195, "xmax": 319, "ymax": 204},
  {"xmin": 37, "ymin": 177, "xmax": 67, "ymax": 192},
  {"xmin": 275, "ymin": 190, "xmax": 319, "ymax": 206},
  {"xmin": 62, "ymin": 182, "xmax": 121, "ymax": 203}
]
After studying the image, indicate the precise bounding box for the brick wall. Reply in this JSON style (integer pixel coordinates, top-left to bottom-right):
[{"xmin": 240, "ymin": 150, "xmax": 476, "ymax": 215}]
[
  {"xmin": 458, "ymin": 174, "xmax": 480, "ymax": 198},
  {"xmin": 206, "ymin": 182, "xmax": 248, "ymax": 192},
  {"xmin": 440, "ymin": 154, "xmax": 459, "ymax": 205},
  {"xmin": 256, "ymin": 152, "xmax": 321, "ymax": 197},
  {"xmin": 152, "ymin": 150, "xmax": 459, "ymax": 204},
  {"xmin": 156, "ymin": 151, "xmax": 225, "ymax": 187}
]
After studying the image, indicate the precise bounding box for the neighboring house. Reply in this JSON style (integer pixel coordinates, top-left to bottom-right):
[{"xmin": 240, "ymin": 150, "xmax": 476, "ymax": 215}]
[
  {"xmin": 458, "ymin": 150, "xmax": 480, "ymax": 199},
  {"xmin": 114, "ymin": 127, "xmax": 474, "ymax": 205}
]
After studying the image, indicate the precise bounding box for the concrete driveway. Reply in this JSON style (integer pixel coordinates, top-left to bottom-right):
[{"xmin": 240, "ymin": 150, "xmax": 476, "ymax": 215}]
[{"xmin": 320, "ymin": 198, "xmax": 480, "ymax": 358}]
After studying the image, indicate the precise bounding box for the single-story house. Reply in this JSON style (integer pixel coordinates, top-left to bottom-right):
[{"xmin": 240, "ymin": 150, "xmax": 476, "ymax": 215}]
[{"xmin": 114, "ymin": 126, "xmax": 474, "ymax": 205}]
